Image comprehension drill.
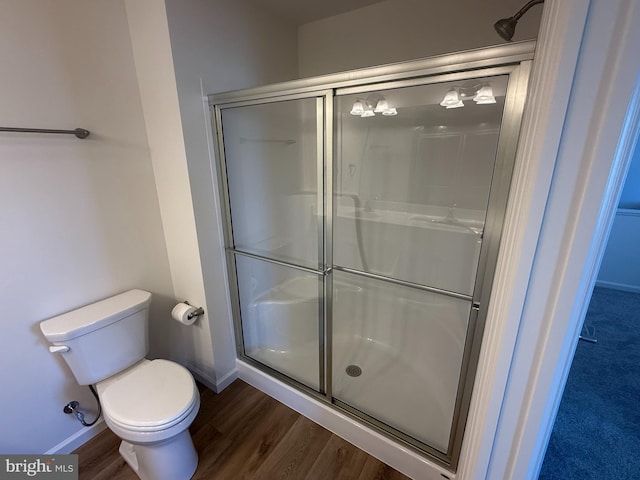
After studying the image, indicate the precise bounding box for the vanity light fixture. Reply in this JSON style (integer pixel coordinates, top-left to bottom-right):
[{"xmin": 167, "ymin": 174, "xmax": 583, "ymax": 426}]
[
  {"xmin": 350, "ymin": 96, "xmax": 398, "ymax": 117},
  {"xmin": 440, "ymin": 83, "xmax": 498, "ymax": 108}
]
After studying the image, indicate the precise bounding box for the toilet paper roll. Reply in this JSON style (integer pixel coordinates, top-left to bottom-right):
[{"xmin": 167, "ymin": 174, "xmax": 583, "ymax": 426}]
[{"xmin": 171, "ymin": 302, "xmax": 198, "ymax": 326}]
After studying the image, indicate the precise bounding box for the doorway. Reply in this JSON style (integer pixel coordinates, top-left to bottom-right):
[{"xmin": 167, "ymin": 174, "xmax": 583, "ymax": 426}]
[{"xmin": 539, "ymin": 146, "xmax": 640, "ymax": 479}]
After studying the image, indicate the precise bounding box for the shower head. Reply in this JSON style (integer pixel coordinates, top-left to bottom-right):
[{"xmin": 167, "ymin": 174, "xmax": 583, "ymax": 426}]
[
  {"xmin": 494, "ymin": 17, "xmax": 518, "ymax": 42},
  {"xmin": 494, "ymin": 0, "xmax": 544, "ymax": 42}
]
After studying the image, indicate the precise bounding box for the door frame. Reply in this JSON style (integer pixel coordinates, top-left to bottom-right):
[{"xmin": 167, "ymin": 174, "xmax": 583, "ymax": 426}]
[{"xmin": 457, "ymin": 0, "xmax": 640, "ymax": 478}]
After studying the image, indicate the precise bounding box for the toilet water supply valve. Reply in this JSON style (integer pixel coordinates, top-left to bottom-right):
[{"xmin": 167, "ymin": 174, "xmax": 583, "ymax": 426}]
[{"xmin": 63, "ymin": 385, "xmax": 101, "ymax": 427}]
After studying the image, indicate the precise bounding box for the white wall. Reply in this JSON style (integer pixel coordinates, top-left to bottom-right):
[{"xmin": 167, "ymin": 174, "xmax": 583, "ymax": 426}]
[
  {"xmin": 166, "ymin": 0, "xmax": 299, "ymax": 92},
  {"xmin": 596, "ymin": 209, "xmax": 640, "ymax": 293},
  {"xmin": 125, "ymin": 0, "xmax": 299, "ymax": 389},
  {"xmin": 596, "ymin": 136, "xmax": 640, "ymax": 291},
  {"xmin": 298, "ymin": 0, "xmax": 542, "ymax": 77},
  {"xmin": 0, "ymin": 0, "xmax": 174, "ymax": 454},
  {"xmin": 619, "ymin": 143, "xmax": 640, "ymax": 208}
]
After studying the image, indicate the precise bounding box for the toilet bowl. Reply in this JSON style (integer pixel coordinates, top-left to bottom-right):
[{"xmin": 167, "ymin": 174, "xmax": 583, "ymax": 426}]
[
  {"xmin": 97, "ymin": 359, "xmax": 200, "ymax": 480},
  {"xmin": 40, "ymin": 290, "xmax": 200, "ymax": 480}
]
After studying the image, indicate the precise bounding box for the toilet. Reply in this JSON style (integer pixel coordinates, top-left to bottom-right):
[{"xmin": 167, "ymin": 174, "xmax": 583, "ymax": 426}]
[{"xmin": 40, "ymin": 289, "xmax": 200, "ymax": 480}]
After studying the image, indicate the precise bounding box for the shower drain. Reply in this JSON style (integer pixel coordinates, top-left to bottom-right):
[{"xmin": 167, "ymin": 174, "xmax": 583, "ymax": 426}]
[{"xmin": 346, "ymin": 365, "xmax": 362, "ymax": 377}]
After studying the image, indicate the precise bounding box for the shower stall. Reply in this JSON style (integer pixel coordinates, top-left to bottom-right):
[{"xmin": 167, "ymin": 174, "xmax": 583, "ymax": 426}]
[{"xmin": 209, "ymin": 41, "xmax": 534, "ymax": 471}]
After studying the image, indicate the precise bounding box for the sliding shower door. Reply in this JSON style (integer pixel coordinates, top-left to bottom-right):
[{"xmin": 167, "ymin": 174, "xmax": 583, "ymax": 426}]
[
  {"xmin": 211, "ymin": 44, "xmax": 532, "ymax": 471},
  {"xmin": 216, "ymin": 95, "xmax": 327, "ymax": 391},
  {"xmin": 332, "ymin": 75, "xmax": 510, "ymax": 457}
]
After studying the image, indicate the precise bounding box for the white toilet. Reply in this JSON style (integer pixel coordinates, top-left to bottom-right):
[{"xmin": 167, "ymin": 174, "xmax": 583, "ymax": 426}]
[{"xmin": 40, "ymin": 289, "xmax": 200, "ymax": 480}]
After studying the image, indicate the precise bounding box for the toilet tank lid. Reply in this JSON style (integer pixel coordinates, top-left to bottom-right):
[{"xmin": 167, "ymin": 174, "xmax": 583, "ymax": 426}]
[{"xmin": 40, "ymin": 289, "xmax": 152, "ymax": 342}]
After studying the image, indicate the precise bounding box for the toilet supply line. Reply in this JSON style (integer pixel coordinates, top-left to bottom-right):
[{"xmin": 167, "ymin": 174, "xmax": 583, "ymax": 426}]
[{"xmin": 63, "ymin": 385, "xmax": 101, "ymax": 427}]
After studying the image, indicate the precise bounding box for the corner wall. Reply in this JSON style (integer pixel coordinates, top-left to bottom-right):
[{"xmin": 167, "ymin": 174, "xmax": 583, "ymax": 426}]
[
  {"xmin": 124, "ymin": 0, "xmax": 218, "ymax": 387},
  {"xmin": 125, "ymin": 0, "xmax": 299, "ymax": 389},
  {"xmin": 0, "ymin": 0, "xmax": 174, "ymax": 453}
]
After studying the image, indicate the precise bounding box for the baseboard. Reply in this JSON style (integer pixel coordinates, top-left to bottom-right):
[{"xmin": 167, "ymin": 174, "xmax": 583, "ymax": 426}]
[
  {"xmin": 214, "ymin": 367, "xmax": 238, "ymax": 392},
  {"xmin": 237, "ymin": 359, "xmax": 455, "ymax": 480},
  {"xmin": 595, "ymin": 280, "xmax": 640, "ymax": 294},
  {"xmin": 188, "ymin": 363, "xmax": 238, "ymax": 393},
  {"xmin": 45, "ymin": 419, "xmax": 107, "ymax": 454}
]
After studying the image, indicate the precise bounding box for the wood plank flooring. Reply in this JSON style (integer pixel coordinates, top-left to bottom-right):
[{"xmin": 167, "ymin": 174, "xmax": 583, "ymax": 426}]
[{"xmin": 74, "ymin": 379, "xmax": 411, "ymax": 480}]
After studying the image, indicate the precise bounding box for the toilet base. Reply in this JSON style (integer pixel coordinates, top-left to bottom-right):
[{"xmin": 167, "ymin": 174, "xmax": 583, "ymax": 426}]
[{"xmin": 119, "ymin": 430, "xmax": 198, "ymax": 480}]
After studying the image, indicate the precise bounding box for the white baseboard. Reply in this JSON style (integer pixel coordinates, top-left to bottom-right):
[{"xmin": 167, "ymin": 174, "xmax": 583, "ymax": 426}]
[
  {"xmin": 237, "ymin": 359, "xmax": 455, "ymax": 480},
  {"xmin": 188, "ymin": 363, "xmax": 238, "ymax": 393},
  {"xmin": 45, "ymin": 419, "xmax": 107, "ymax": 454},
  {"xmin": 595, "ymin": 280, "xmax": 640, "ymax": 294},
  {"xmin": 214, "ymin": 367, "xmax": 238, "ymax": 392}
]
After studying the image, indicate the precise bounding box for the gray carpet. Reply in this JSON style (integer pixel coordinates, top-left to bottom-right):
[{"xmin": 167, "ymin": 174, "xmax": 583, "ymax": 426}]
[{"xmin": 539, "ymin": 287, "xmax": 640, "ymax": 479}]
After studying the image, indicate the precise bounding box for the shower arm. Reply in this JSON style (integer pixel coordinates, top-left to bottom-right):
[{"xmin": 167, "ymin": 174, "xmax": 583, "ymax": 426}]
[{"xmin": 512, "ymin": 0, "xmax": 544, "ymax": 21}]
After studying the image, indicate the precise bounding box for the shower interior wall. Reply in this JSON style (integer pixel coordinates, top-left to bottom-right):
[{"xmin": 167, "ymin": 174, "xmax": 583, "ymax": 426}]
[{"xmin": 220, "ymin": 100, "xmax": 318, "ymax": 267}]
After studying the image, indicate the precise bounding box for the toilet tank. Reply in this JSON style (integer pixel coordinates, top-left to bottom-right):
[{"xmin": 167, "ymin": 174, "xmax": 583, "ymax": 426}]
[{"xmin": 40, "ymin": 289, "xmax": 152, "ymax": 385}]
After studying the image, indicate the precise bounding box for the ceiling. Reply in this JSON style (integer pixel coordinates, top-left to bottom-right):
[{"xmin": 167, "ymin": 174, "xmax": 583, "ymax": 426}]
[{"xmin": 253, "ymin": 0, "xmax": 387, "ymax": 25}]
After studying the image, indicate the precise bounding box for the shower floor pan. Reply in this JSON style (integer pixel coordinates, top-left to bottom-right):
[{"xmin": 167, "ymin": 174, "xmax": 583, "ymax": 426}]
[{"xmin": 247, "ymin": 332, "xmax": 455, "ymax": 454}]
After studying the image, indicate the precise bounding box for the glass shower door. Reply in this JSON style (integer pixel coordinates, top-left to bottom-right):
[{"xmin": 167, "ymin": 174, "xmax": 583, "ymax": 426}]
[
  {"xmin": 219, "ymin": 96, "xmax": 326, "ymax": 391},
  {"xmin": 332, "ymin": 76, "xmax": 509, "ymax": 455},
  {"xmin": 211, "ymin": 50, "xmax": 533, "ymax": 469}
]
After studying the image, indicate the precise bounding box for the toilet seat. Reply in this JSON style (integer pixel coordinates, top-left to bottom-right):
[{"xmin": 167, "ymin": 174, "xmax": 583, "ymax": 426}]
[{"xmin": 100, "ymin": 359, "xmax": 199, "ymax": 434}]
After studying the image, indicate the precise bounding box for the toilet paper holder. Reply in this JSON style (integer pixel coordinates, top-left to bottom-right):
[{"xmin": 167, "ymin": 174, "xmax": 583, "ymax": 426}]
[{"xmin": 184, "ymin": 301, "xmax": 205, "ymax": 319}]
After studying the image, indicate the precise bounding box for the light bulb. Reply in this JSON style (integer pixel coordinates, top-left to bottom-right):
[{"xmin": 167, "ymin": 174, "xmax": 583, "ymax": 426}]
[
  {"xmin": 473, "ymin": 84, "xmax": 496, "ymax": 104},
  {"xmin": 382, "ymin": 108, "xmax": 398, "ymax": 116},
  {"xmin": 361, "ymin": 109, "xmax": 375, "ymax": 118},
  {"xmin": 440, "ymin": 88, "xmax": 464, "ymax": 108},
  {"xmin": 350, "ymin": 100, "xmax": 365, "ymax": 116},
  {"xmin": 374, "ymin": 99, "xmax": 389, "ymax": 113}
]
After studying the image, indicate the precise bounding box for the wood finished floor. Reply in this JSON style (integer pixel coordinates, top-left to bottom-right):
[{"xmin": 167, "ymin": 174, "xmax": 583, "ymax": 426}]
[{"xmin": 74, "ymin": 379, "xmax": 411, "ymax": 480}]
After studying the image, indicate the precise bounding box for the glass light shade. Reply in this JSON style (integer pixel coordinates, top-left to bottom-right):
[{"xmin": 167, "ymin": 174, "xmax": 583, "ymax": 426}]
[
  {"xmin": 440, "ymin": 89, "xmax": 464, "ymax": 108},
  {"xmin": 382, "ymin": 107, "xmax": 398, "ymax": 116},
  {"xmin": 473, "ymin": 85, "xmax": 496, "ymax": 104},
  {"xmin": 361, "ymin": 109, "xmax": 375, "ymax": 118},
  {"xmin": 374, "ymin": 99, "xmax": 389, "ymax": 113},
  {"xmin": 350, "ymin": 100, "xmax": 365, "ymax": 116}
]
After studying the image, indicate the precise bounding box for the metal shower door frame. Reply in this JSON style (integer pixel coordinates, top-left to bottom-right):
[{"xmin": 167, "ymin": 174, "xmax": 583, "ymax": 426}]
[
  {"xmin": 209, "ymin": 40, "xmax": 534, "ymax": 472},
  {"xmin": 212, "ymin": 91, "xmax": 333, "ymax": 401}
]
